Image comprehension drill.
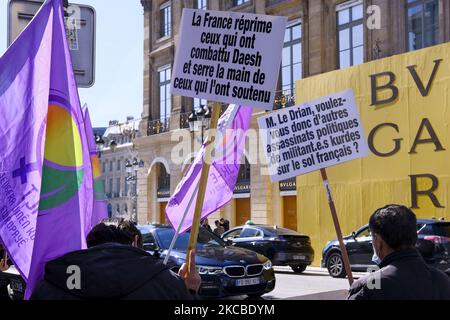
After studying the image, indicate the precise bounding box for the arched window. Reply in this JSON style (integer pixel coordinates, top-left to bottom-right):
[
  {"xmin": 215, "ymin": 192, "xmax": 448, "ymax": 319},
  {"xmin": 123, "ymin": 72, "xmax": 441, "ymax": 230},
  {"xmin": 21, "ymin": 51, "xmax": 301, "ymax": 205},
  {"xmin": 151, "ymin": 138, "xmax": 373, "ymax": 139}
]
[
  {"xmin": 157, "ymin": 163, "xmax": 170, "ymax": 198},
  {"xmin": 234, "ymin": 158, "xmax": 250, "ymax": 194}
]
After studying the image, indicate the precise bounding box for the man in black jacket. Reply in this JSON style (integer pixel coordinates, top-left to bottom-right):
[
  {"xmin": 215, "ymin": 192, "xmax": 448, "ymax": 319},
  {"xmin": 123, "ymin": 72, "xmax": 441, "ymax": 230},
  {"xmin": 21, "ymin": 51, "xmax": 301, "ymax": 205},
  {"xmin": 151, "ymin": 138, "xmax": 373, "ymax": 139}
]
[
  {"xmin": 30, "ymin": 219, "xmax": 201, "ymax": 300},
  {"xmin": 348, "ymin": 205, "xmax": 450, "ymax": 300}
]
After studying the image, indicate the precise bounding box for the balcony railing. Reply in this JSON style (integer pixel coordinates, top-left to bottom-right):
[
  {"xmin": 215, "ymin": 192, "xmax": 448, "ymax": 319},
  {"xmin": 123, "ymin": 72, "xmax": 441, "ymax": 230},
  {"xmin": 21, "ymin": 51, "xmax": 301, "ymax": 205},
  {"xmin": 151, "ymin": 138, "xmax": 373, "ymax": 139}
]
[
  {"xmin": 274, "ymin": 91, "xmax": 296, "ymax": 110},
  {"xmin": 147, "ymin": 117, "xmax": 170, "ymax": 135}
]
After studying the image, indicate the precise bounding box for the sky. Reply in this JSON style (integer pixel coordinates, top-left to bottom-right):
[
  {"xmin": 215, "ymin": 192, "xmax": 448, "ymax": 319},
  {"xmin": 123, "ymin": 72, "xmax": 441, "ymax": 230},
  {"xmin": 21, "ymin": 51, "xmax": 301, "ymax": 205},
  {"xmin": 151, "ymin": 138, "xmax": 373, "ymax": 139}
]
[{"xmin": 0, "ymin": 0, "xmax": 144, "ymax": 127}]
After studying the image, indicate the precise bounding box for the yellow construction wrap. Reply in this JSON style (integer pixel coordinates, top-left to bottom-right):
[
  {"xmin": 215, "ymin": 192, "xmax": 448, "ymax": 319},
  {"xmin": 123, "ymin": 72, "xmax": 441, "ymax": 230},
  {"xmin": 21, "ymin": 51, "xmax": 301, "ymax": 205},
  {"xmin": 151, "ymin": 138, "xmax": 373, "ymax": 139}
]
[{"xmin": 295, "ymin": 42, "xmax": 450, "ymax": 266}]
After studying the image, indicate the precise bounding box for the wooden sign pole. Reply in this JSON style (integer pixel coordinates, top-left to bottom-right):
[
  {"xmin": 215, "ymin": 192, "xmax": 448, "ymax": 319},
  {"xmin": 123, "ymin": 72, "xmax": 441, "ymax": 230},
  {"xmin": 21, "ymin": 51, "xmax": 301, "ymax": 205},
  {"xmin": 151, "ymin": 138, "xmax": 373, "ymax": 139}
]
[
  {"xmin": 320, "ymin": 168, "xmax": 354, "ymax": 286},
  {"xmin": 186, "ymin": 102, "xmax": 222, "ymax": 273}
]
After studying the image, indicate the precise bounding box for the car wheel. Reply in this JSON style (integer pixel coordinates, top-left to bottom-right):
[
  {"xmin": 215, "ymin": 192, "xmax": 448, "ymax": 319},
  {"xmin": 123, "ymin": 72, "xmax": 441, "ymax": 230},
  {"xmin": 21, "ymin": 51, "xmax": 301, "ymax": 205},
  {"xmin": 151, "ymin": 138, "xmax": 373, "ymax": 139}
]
[
  {"xmin": 327, "ymin": 252, "xmax": 347, "ymax": 278},
  {"xmin": 290, "ymin": 265, "xmax": 307, "ymax": 274}
]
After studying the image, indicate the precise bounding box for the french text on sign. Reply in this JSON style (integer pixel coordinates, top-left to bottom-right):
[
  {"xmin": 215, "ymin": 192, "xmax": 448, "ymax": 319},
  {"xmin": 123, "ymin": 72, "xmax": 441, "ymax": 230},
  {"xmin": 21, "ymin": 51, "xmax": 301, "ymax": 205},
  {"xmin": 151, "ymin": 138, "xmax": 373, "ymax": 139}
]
[
  {"xmin": 171, "ymin": 9, "xmax": 287, "ymax": 110},
  {"xmin": 258, "ymin": 90, "xmax": 370, "ymax": 182}
]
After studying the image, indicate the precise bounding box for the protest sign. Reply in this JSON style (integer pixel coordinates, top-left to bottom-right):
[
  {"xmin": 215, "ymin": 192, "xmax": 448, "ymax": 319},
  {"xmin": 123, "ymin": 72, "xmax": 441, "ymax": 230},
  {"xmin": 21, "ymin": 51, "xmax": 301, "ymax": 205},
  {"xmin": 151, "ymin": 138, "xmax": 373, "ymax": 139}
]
[
  {"xmin": 258, "ymin": 89, "xmax": 369, "ymax": 182},
  {"xmin": 169, "ymin": 8, "xmax": 287, "ymax": 271},
  {"xmin": 171, "ymin": 9, "xmax": 287, "ymax": 110},
  {"xmin": 258, "ymin": 89, "xmax": 369, "ymax": 286}
]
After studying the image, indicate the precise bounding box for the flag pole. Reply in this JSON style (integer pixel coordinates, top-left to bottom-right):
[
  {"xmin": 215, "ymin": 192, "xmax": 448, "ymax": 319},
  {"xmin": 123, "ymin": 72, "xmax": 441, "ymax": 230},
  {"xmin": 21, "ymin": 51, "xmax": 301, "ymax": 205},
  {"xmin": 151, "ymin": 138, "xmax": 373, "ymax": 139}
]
[
  {"xmin": 163, "ymin": 183, "xmax": 200, "ymax": 265},
  {"xmin": 186, "ymin": 102, "xmax": 221, "ymax": 273},
  {"xmin": 320, "ymin": 168, "xmax": 354, "ymax": 286}
]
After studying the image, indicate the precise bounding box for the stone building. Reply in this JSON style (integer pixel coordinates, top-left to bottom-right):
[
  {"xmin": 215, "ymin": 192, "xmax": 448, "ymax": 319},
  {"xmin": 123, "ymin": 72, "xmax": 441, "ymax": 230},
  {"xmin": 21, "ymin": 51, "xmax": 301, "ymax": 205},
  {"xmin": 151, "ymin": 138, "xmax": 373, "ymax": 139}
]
[
  {"xmin": 135, "ymin": 0, "xmax": 450, "ymax": 232},
  {"xmin": 100, "ymin": 118, "xmax": 141, "ymax": 221}
]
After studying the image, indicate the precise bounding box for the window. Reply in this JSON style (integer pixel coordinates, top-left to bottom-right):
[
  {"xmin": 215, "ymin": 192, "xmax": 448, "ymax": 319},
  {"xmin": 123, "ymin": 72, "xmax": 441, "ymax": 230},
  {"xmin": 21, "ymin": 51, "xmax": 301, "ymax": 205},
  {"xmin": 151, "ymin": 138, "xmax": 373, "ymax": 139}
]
[
  {"xmin": 223, "ymin": 228, "xmax": 243, "ymax": 240},
  {"xmin": 101, "ymin": 161, "xmax": 106, "ymax": 173},
  {"xmin": 116, "ymin": 204, "xmax": 120, "ymax": 213},
  {"xmin": 116, "ymin": 178, "xmax": 121, "ymax": 196},
  {"xmin": 117, "ymin": 159, "xmax": 121, "ymax": 171},
  {"xmin": 142, "ymin": 232, "xmax": 157, "ymax": 245},
  {"xmin": 240, "ymin": 228, "xmax": 262, "ymax": 238},
  {"xmin": 355, "ymin": 227, "xmax": 371, "ymax": 240},
  {"xmin": 195, "ymin": 0, "xmax": 207, "ymax": 10},
  {"xmin": 418, "ymin": 223, "xmax": 450, "ymax": 237},
  {"xmin": 237, "ymin": 158, "xmax": 251, "ymax": 183},
  {"xmin": 109, "ymin": 160, "xmax": 113, "ymax": 172},
  {"xmin": 193, "ymin": 98, "xmax": 208, "ymax": 112},
  {"xmin": 108, "ymin": 178, "xmax": 113, "ymax": 194},
  {"xmin": 234, "ymin": 0, "xmax": 249, "ymax": 6},
  {"xmin": 124, "ymin": 179, "xmax": 129, "ymax": 196},
  {"xmin": 124, "ymin": 203, "xmax": 128, "ymax": 213},
  {"xmin": 159, "ymin": 66, "xmax": 172, "ymax": 121},
  {"xmin": 407, "ymin": 0, "xmax": 439, "ymax": 51},
  {"xmin": 336, "ymin": 0, "xmax": 364, "ymax": 69},
  {"xmin": 160, "ymin": 2, "xmax": 171, "ymax": 38},
  {"xmin": 158, "ymin": 164, "xmax": 170, "ymax": 192},
  {"xmin": 156, "ymin": 227, "xmax": 225, "ymax": 251},
  {"xmin": 281, "ymin": 22, "xmax": 302, "ymax": 96}
]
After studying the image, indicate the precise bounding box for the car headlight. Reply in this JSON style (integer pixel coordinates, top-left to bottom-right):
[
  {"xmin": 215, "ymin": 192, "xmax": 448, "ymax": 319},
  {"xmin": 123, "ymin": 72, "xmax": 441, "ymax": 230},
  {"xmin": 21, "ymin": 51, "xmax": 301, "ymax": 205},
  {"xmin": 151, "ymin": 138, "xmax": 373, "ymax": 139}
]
[
  {"xmin": 196, "ymin": 266, "xmax": 223, "ymax": 275},
  {"xmin": 263, "ymin": 260, "xmax": 273, "ymax": 270}
]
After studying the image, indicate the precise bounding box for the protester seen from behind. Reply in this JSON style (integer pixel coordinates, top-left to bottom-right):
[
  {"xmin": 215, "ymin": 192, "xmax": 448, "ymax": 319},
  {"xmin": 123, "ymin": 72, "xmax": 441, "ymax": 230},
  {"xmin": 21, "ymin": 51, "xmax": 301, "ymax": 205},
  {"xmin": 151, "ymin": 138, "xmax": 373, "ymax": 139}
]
[
  {"xmin": 30, "ymin": 219, "xmax": 201, "ymax": 300},
  {"xmin": 348, "ymin": 204, "xmax": 450, "ymax": 300}
]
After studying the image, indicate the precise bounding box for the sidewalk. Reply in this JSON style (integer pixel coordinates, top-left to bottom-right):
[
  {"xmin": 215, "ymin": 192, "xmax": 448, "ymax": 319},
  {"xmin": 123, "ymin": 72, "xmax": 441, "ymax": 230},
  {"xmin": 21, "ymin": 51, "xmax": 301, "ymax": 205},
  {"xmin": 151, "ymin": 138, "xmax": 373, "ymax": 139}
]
[{"xmin": 261, "ymin": 266, "xmax": 367, "ymax": 300}]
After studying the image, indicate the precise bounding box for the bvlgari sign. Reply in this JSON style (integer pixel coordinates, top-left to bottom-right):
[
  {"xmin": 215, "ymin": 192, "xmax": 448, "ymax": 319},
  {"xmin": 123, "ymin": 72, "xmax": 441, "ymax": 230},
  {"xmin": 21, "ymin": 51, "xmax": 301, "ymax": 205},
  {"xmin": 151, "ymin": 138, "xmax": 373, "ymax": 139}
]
[{"xmin": 295, "ymin": 42, "xmax": 450, "ymax": 225}]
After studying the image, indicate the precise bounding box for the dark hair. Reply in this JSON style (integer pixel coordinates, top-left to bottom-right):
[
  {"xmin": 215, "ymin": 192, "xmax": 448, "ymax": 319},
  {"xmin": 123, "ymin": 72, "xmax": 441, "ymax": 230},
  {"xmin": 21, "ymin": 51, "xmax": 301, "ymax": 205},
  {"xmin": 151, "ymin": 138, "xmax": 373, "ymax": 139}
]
[
  {"xmin": 86, "ymin": 218, "xmax": 143, "ymax": 249},
  {"xmin": 369, "ymin": 204, "xmax": 417, "ymax": 250}
]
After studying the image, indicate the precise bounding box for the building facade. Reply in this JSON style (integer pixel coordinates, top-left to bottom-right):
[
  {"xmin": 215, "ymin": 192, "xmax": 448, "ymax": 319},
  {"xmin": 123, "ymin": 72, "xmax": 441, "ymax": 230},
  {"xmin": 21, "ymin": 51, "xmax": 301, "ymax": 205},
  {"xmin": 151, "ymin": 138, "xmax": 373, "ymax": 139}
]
[
  {"xmin": 100, "ymin": 118, "xmax": 141, "ymax": 221},
  {"xmin": 136, "ymin": 0, "xmax": 450, "ymax": 239}
]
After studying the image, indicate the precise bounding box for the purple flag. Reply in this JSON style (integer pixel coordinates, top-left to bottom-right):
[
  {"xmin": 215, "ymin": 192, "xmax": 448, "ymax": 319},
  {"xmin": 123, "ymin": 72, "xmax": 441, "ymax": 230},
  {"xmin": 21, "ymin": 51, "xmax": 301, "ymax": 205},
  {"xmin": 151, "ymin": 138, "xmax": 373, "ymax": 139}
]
[
  {"xmin": 83, "ymin": 106, "xmax": 108, "ymax": 229},
  {"xmin": 165, "ymin": 105, "xmax": 252, "ymax": 233},
  {"xmin": 0, "ymin": 0, "xmax": 93, "ymax": 299}
]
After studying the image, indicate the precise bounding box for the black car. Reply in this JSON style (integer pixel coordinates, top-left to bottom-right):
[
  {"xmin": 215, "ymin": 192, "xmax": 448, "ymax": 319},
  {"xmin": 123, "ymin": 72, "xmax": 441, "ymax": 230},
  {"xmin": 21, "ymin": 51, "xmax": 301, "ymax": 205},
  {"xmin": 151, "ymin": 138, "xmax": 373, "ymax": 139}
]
[
  {"xmin": 221, "ymin": 225, "xmax": 314, "ymax": 274},
  {"xmin": 137, "ymin": 224, "xmax": 276, "ymax": 298},
  {"xmin": 321, "ymin": 219, "xmax": 450, "ymax": 278}
]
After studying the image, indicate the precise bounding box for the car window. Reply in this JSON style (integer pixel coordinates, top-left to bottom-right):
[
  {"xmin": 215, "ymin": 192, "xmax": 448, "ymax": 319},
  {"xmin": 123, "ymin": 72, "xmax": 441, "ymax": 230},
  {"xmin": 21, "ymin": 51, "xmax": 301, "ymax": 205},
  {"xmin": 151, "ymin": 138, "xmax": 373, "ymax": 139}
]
[
  {"xmin": 418, "ymin": 224, "xmax": 435, "ymax": 235},
  {"xmin": 418, "ymin": 223, "xmax": 450, "ymax": 237},
  {"xmin": 142, "ymin": 232, "xmax": 156, "ymax": 244},
  {"xmin": 156, "ymin": 227, "xmax": 225, "ymax": 251},
  {"xmin": 433, "ymin": 223, "xmax": 450, "ymax": 237},
  {"xmin": 240, "ymin": 228, "xmax": 262, "ymax": 238},
  {"xmin": 260, "ymin": 226, "xmax": 300, "ymax": 236},
  {"xmin": 355, "ymin": 227, "xmax": 371, "ymax": 240},
  {"xmin": 223, "ymin": 228, "xmax": 243, "ymax": 240}
]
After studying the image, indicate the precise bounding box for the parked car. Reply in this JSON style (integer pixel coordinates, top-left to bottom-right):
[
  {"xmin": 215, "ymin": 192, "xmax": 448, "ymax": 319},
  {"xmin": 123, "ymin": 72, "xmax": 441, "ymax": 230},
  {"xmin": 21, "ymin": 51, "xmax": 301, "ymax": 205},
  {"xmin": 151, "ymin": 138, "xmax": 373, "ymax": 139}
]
[
  {"xmin": 138, "ymin": 224, "xmax": 276, "ymax": 298},
  {"xmin": 221, "ymin": 225, "xmax": 314, "ymax": 274},
  {"xmin": 321, "ymin": 219, "xmax": 450, "ymax": 278}
]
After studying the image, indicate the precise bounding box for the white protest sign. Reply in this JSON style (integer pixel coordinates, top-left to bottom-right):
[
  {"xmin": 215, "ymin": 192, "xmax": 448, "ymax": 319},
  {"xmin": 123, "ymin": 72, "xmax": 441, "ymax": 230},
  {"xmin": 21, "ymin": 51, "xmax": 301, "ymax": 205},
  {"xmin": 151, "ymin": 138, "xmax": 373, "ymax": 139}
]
[
  {"xmin": 258, "ymin": 89, "xmax": 370, "ymax": 182},
  {"xmin": 171, "ymin": 9, "xmax": 287, "ymax": 110}
]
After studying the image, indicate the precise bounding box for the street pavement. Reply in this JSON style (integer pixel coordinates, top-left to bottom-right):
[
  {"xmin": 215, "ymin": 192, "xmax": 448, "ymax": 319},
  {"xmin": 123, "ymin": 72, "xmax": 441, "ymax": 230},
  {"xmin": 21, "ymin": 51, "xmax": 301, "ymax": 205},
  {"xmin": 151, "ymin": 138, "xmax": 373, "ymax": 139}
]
[{"xmin": 227, "ymin": 266, "xmax": 368, "ymax": 300}]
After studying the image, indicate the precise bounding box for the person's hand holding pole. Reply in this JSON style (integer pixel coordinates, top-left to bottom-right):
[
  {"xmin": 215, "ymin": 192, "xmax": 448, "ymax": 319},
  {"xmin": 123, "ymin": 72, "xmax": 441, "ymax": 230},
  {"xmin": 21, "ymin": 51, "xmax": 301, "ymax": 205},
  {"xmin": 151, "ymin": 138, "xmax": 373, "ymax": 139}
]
[{"xmin": 179, "ymin": 249, "xmax": 201, "ymax": 293}]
